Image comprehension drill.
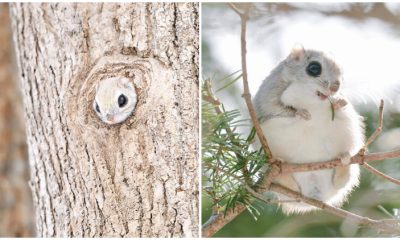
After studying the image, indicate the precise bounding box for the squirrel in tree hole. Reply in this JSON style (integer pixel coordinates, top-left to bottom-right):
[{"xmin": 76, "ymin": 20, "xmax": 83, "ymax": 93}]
[
  {"xmin": 93, "ymin": 77, "xmax": 137, "ymax": 125},
  {"xmin": 253, "ymin": 46, "xmax": 365, "ymax": 214}
]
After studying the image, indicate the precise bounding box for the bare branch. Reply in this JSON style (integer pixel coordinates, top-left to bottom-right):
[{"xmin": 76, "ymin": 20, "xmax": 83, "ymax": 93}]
[
  {"xmin": 202, "ymin": 94, "xmax": 220, "ymax": 106},
  {"xmin": 365, "ymin": 99, "xmax": 384, "ymax": 148},
  {"xmin": 228, "ymin": 3, "xmax": 273, "ymax": 160},
  {"xmin": 279, "ymin": 149, "xmax": 400, "ymax": 175},
  {"xmin": 362, "ymin": 162, "xmax": 400, "ymax": 185},
  {"xmin": 227, "ymin": 3, "xmax": 243, "ymax": 16},
  {"xmin": 246, "ymin": 186, "xmax": 300, "ymax": 205},
  {"xmin": 270, "ymin": 183, "xmax": 400, "ymax": 234},
  {"xmin": 202, "ymin": 205, "xmax": 247, "ymax": 238}
]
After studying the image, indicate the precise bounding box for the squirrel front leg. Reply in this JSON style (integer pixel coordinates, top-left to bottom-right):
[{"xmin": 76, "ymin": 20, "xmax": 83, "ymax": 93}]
[
  {"xmin": 280, "ymin": 83, "xmax": 311, "ymax": 120},
  {"xmin": 332, "ymin": 98, "xmax": 348, "ymax": 110},
  {"xmin": 262, "ymin": 103, "xmax": 311, "ymax": 121},
  {"xmin": 295, "ymin": 108, "xmax": 311, "ymax": 120},
  {"xmin": 256, "ymin": 81, "xmax": 311, "ymax": 121}
]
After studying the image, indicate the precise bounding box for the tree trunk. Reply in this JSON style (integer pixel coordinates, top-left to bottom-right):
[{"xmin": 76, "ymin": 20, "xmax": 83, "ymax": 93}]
[
  {"xmin": 0, "ymin": 3, "xmax": 34, "ymax": 237},
  {"xmin": 10, "ymin": 3, "xmax": 199, "ymax": 237}
]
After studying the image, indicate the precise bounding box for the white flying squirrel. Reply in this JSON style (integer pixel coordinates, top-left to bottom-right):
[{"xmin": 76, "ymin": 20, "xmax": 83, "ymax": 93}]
[
  {"xmin": 93, "ymin": 77, "xmax": 137, "ymax": 125},
  {"xmin": 253, "ymin": 46, "xmax": 365, "ymax": 214}
]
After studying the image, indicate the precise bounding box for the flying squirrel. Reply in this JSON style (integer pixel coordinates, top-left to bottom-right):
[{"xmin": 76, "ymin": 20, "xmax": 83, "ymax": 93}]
[
  {"xmin": 93, "ymin": 77, "xmax": 137, "ymax": 125},
  {"xmin": 253, "ymin": 46, "xmax": 365, "ymax": 214}
]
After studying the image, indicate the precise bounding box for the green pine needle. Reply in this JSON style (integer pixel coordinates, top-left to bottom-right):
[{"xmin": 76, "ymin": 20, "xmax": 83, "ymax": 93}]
[{"xmin": 202, "ymin": 78, "xmax": 268, "ymax": 220}]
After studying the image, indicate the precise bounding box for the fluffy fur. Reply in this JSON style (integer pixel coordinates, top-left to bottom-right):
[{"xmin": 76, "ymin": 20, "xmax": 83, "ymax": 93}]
[
  {"xmin": 93, "ymin": 77, "xmax": 137, "ymax": 124},
  {"xmin": 253, "ymin": 47, "xmax": 365, "ymax": 214}
]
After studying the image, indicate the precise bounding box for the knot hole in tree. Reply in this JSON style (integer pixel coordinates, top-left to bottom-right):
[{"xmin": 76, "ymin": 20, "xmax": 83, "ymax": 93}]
[{"xmin": 74, "ymin": 55, "xmax": 155, "ymax": 131}]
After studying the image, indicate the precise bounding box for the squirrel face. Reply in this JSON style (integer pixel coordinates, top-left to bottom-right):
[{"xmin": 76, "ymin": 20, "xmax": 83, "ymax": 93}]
[
  {"xmin": 283, "ymin": 47, "xmax": 343, "ymax": 100},
  {"xmin": 93, "ymin": 77, "xmax": 137, "ymax": 125}
]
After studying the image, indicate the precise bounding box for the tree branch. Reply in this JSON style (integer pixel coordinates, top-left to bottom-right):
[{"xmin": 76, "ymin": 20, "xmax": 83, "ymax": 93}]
[
  {"xmin": 270, "ymin": 183, "xmax": 400, "ymax": 234},
  {"xmin": 202, "ymin": 205, "xmax": 247, "ymax": 237},
  {"xmin": 228, "ymin": 3, "xmax": 273, "ymax": 159},
  {"xmin": 365, "ymin": 99, "xmax": 384, "ymax": 148},
  {"xmin": 278, "ymin": 149, "xmax": 400, "ymax": 175},
  {"xmin": 362, "ymin": 162, "xmax": 400, "ymax": 185}
]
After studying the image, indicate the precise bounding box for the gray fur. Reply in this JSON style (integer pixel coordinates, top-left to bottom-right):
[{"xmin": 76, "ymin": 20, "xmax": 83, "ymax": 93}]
[{"xmin": 253, "ymin": 49, "xmax": 342, "ymax": 122}]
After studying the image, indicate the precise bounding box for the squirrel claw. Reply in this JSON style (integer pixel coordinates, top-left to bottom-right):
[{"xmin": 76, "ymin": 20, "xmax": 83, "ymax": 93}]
[
  {"xmin": 295, "ymin": 109, "xmax": 311, "ymax": 120},
  {"xmin": 333, "ymin": 99, "xmax": 348, "ymax": 110}
]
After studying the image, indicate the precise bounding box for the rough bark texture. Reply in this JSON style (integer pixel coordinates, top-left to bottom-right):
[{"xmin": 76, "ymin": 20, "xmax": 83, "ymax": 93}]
[
  {"xmin": 0, "ymin": 3, "xmax": 35, "ymax": 237},
  {"xmin": 10, "ymin": 3, "xmax": 199, "ymax": 237}
]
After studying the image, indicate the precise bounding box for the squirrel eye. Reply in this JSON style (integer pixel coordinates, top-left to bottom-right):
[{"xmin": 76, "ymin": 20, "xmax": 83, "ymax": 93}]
[
  {"xmin": 306, "ymin": 61, "xmax": 322, "ymax": 77},
  {"xmin": 95, "ymin": 103, "xmax": 100, "ymax": 113},
  {"xmin": 118, "ymin": 94, "xmax": 127, "ymax": 107}
]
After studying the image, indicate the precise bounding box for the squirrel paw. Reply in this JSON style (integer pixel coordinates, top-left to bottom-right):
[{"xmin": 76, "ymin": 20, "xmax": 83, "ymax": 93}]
[
  {"xmin": 295, "ymin": 109, "xmax": 311, "ymax": 120},
  {"xmin": 333, "ymin": 99, "xmax": 348, "ymax": 110}
]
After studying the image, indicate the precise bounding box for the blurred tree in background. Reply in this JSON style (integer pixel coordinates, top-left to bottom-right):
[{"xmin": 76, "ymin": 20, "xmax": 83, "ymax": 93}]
[
  {"xmin": 0, "ymin": 3, "xmax": 35, "ymax": 237},
  {"xmin": 202, "ymin": 2, "xmax": 400, "ymax": 237}
]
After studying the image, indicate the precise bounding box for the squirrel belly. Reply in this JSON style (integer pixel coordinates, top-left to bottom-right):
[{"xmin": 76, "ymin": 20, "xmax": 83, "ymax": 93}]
[{"xmin": 260, "ymin": 102, "xmax": 364, "ymax": 214}]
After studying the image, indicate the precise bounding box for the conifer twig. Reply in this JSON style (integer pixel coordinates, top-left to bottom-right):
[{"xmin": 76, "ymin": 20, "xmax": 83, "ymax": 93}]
[{"xmin": 203, "ymin": 80, "xmax": 252, "ymax": 183}]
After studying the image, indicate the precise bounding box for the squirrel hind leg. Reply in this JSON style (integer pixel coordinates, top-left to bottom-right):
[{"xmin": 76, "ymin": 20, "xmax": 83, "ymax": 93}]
[
  {"xmin": 333, "ymin": 165, "xmax": 351, "ymax": 189},
  {"xmin": 328, "ymin": 164, "xmax": 360, "ymax": 207},
  {"xmin": 274, "ymin": 174, "xmax": 316, "ymax": 214}
]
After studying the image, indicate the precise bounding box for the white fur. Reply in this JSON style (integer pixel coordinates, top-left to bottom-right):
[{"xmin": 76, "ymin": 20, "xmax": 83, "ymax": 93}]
[
  {"xmin": 94, "ymin": 77, "xmax": 137, "ymax": 125},
  {"xmin": 261, "ymin": 81, "xmax": 364, "ymax": 214}
]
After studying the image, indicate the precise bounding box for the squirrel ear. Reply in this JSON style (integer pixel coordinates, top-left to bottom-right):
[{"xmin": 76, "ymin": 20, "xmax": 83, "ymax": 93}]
[
  {"xmin": 117, "ymin": 77, "xmax": 132, "ymax": 89},
  {"xmin": 289, "ymin": 44, "xmax": 305, "ymax": 61}
]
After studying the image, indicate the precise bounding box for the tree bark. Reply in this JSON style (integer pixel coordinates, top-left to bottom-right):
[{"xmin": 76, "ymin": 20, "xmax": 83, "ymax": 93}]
[
  {"xmin": 10, "ymin": 3, "xmax": 199, "ymax": 237},
  {"xmin": 0, "ymin": 3, "xmax": 34, "ymax": 237}
]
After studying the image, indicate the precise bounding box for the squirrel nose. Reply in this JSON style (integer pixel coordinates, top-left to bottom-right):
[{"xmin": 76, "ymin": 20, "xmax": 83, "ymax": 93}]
[
  {"xmin": 106, "ymin": 114, "xmax": 114, "ymax": 122},
  {"xmin": 329, "ymin": 85, "xmax": 339, "ymax": 93},
  {"xmin": 329, "ymin": 81, "xmax": 340, "ymax": 93}
]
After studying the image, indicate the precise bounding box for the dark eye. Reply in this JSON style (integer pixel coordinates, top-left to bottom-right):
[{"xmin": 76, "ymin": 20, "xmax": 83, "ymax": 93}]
[
  {"xmin": 95, "ymin": 103, "xmax": 100, "ymax": 113},
  {"xmin": 306, "ymin": 61, "xmax": 322, "ymax": 77},
  {"xmin": 118, "ymin": 94, "xmax": 127, "ymax": 107}
]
